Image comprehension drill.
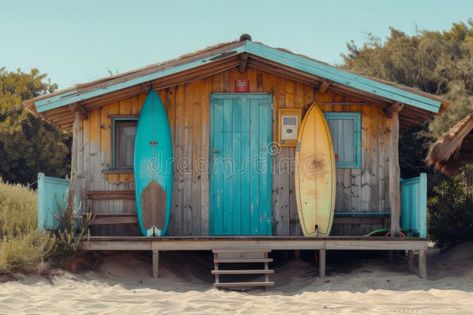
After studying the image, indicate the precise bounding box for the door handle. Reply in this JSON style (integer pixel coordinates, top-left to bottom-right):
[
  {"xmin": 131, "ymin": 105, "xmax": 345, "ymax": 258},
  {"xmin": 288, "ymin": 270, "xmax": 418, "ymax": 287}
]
[{"xmin": 212, "ymin": 148, "xmax": 221, "ymax": 159}]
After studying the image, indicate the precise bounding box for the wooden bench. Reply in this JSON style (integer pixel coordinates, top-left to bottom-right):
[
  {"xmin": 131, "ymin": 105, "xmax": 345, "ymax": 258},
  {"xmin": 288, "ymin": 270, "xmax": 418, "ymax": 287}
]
[
  {"xmin": 83, "ymin": 190, "xmax": 138, "ymax": 226},
  {"xmin": 334, "ymin": 212, "xmax": 391, "ymax": 226}
]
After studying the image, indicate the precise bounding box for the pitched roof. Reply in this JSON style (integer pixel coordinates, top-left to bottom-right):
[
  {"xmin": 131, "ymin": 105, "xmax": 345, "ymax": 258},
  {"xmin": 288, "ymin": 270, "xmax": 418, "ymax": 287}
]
[{"xmin": 24, "ymin": 35, "xmax": 447, "ymax": 130}]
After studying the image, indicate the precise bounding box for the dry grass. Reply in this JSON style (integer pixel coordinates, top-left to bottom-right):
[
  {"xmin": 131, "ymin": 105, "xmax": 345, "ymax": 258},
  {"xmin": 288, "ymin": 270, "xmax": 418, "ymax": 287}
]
[{"xmin": 0, "ymin": 181, "xmax": 53, "ymax": 273}]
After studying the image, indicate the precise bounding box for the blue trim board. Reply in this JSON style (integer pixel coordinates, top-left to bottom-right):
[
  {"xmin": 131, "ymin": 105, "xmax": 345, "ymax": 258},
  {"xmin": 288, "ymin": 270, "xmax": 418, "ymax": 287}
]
[
  {"xmin": 35, "ymin": 44, "xmax": 247, "ymax": 112},
  {"xmin": 245, "ymin": 42, "xmax": 440, "ymax": 112},
  {"xmin": 34, "ymin": 41, "xmax": 442, "ymax": 114}
]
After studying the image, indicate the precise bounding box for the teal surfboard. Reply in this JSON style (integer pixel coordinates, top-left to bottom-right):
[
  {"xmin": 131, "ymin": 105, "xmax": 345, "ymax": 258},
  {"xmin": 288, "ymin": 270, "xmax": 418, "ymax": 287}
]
[{"xmin": 134, "ymin": 90, "xmax": 173, "ymax": 236}]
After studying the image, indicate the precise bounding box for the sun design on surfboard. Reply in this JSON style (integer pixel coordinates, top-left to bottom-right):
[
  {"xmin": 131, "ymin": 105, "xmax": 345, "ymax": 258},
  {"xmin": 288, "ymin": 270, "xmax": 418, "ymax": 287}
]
[{"xmin": 300, "ymin": 156, "xmax": 327, "ymax": 179}]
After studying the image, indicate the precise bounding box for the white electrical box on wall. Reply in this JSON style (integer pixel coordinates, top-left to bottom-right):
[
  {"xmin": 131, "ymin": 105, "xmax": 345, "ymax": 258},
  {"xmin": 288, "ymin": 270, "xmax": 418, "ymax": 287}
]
[
  {"xmin": 278, "ymin": 108, "xmax": 302, "ymax": 147},
  {"xmin": 281, "ymin": 116, "xmax": 298, "ymax": 140}
]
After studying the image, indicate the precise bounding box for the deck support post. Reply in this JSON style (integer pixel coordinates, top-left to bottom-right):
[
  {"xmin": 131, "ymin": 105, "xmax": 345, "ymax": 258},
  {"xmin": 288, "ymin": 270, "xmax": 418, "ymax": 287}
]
[
  {"xmin": 319, "ymin": 249, "xmax": 326, "ymax": 278},
  {"xmin": 152, "ymin": 250, "xmax": 160, "ymax": 278},
  {"xmin": 418, "ymin": 249, "xmax": 427, "ymax": 279},
  {"xmin": 407, "ymin": 250, "xmax": 415, "ymax": 272}
]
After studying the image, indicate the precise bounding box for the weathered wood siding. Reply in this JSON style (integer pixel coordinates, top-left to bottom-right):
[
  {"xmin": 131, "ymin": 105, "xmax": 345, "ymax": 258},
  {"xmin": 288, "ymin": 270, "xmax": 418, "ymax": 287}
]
[{"xmin": 76, "ymin": 67, "xmax": 391, "ymax": 236}]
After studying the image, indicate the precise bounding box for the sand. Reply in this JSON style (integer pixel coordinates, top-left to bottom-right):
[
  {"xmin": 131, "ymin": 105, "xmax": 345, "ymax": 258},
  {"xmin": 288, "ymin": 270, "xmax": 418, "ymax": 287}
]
[{"xmin": 1, "ymin": 245, "xmax": 473, "ymax": 314}]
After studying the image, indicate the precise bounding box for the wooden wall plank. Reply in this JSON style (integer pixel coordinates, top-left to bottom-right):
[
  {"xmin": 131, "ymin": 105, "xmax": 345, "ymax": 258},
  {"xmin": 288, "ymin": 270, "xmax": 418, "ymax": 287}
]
[
  {"xmin": 172, "ymin": 85, "xmax": 185, "ymax": 235},
  {"xmin": 191, "ymin": 80, "xmax": 202, "ymax": 236},
  {"xmin": 200, "ymin": 78, "xmax": 211, "ymax": 235},
  {"xmin": 77, "ymin": 117, "xmax": 85, "ymax": 215},
  {"xmin": 183, "ymin": 83, "xmax": 194, "ymax": 235}
]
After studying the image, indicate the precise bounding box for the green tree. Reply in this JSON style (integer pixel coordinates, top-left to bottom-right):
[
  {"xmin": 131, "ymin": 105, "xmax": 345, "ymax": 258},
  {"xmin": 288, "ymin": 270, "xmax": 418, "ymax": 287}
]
[
  {"xmin": 0, "ymin": 68, "xmax": 70, "ymax": 185},
  {"xmin": 341, "ymin": 21, "xmax": 473, "ymax": 139}
]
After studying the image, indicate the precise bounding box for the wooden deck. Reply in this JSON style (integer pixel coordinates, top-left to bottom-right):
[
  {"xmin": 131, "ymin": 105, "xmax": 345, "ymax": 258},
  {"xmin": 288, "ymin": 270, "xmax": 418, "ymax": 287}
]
[{"xmin": 81, "ymin": 236, "xmax": 429, "ymax": 280}]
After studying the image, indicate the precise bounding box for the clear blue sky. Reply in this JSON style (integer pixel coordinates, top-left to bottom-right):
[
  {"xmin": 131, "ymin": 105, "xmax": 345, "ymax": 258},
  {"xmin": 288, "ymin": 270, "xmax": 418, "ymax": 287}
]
[{"xmin": 2, "ymin": 0, "xmax": 472, "ymax": 88}]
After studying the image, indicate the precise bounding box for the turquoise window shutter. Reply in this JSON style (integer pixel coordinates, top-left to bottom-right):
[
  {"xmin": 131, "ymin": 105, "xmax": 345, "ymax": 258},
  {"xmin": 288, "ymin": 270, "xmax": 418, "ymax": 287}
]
[{"xmin": 323, "ymin": 112, "xmax": 361, "ymax": 169}]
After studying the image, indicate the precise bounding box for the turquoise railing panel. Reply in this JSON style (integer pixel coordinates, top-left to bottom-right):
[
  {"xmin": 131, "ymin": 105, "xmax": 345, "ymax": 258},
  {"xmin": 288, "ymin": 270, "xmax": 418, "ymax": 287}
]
[
  {"xmin": 37, "ymin": 172, "xmax": 70, "ymax": 231},
  {"xmin": 400, "ymin": 173, "xmax": 427, "ymax": 237}
]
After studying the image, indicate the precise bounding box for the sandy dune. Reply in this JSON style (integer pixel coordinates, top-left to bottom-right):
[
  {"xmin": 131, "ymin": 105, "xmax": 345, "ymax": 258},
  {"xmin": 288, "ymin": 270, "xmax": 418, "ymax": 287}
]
[{"xmin": 1, "ymin": 244, "xmax": 473, "ymax": 314}]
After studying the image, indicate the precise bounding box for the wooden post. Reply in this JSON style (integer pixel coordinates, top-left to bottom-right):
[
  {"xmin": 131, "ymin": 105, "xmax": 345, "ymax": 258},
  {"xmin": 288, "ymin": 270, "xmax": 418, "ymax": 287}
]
[
  {"xmin": 239, "ymin": 53, "xmax": 248, "ymax": 72},
  {"xmin": 69, "ymin": 103, "xmax": 88, "ymax": 120},
  {"xmin": 389, "ymin": 108, "xmax": 401, "ymax": 237},
  {"xmin": 68, "ymin": 111, "xmax": 80, "ymax": 212},
  {"xmin": 213, "ymin": 252, "xmax": 219, "ymax": 285},
  {"xmin": 318, "ymin": 80, "xmax": 330, "ymax": 94},
  {"xmin": 407, "ymin": 250, "xmax": 415, "ymax": 272},
  {"xmin": 264, "ymin": 251, "xmax": 269, "ymax": 291},
  {"xmin": 319, "ymin": 249, "xmax": 326, "ymax": 278},
  {"xmin": 152, "ymin": 250, "xmax": 160, "ymax": 278},
  {"xmin": 418, "ymin": 249, "xmax": 427, "ymax": 279}
]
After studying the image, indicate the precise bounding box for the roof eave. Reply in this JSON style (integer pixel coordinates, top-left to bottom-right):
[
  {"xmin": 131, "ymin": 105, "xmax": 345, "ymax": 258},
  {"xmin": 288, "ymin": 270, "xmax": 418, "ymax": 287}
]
[{"xmin": 30, "ymin": 40, "xmax": 442, "ymax": 114}]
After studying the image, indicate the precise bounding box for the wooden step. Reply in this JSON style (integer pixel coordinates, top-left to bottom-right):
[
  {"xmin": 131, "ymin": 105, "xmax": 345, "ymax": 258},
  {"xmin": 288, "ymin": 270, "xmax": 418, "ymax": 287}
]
[
  {"xmin": 213, "ymin": 249, "xmax": 271, "ymax": 254},
  {"xmin": 84, "ymin": 213, "xmax": 138, "ymax": 225},
  {"xmin": 211, "ymin": 269, "xmax": 274, "ymax": 275},
  {"xmin": 214, "ymin": 258, "xmax": 273, "ymax": 263},
  {"xmin": 213, "ymin": 281, "xmax": 274, "ymax": 288}
]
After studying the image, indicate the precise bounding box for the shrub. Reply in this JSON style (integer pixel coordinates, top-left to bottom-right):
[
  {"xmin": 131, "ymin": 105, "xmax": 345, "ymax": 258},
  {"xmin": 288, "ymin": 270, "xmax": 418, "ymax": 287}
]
[
  {"xmin": 0, "ymin": 181, "xmax": 53, "ymax": 273},
  {"xmin": 428, "ymin": 169, "xmax": 473, "ymax": 247},
  {"xmin": 0, "ymin": 180, "xmax": 89, "ymax": 273},
  {"xmin": 46, "ymin": 207, "xmax": 90, "ymax": 268}
]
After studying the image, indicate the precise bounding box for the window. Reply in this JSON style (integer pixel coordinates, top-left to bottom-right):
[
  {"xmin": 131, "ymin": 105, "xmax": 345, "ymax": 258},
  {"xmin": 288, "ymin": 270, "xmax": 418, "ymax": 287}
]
[
  {"xmin": 324, "ymin": 112, "xmax": 361, "ymax": 169},
  {"xmin": 112, "ymin": 118, "xmax": 137, "ymax": 169}
]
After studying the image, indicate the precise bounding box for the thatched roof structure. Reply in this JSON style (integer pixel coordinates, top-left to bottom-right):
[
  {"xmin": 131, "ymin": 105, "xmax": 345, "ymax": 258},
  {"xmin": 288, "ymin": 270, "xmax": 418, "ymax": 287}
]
[{"xmin": 427, "ymin": 113, "xmax": 473, "ymax": 174}]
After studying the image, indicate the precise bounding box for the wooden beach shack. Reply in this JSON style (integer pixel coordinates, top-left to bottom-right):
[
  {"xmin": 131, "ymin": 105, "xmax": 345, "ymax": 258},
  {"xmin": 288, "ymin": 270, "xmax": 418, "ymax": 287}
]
[{"xmin": 25, "ymin": 35, "xmax": 446, "ymax": 286}]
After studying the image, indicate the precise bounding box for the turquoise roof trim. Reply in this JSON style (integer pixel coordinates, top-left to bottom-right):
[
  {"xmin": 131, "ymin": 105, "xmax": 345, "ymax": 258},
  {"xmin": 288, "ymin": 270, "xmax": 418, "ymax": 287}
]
[
  {"xmin": 245, "ymin": 42, "xmax": 440, "ymax": 112},
  {"xmin": 35, "ymin": 41, "xmax": 442, "ymax": 113},
  {"xmin": 35, "ymin": 44, "xmax": 247, "ymax": 112}
]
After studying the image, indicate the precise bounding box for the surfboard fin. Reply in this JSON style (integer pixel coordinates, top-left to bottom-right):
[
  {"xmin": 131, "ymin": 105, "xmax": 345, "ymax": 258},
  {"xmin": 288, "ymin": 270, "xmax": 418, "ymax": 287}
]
[{"xmin": 146, "ymin": 226, "xmax": 162, "ymax": 237}]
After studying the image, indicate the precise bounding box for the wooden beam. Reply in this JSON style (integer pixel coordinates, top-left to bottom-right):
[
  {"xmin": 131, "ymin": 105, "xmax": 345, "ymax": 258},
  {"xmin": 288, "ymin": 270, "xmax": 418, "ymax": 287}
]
[
  {"xmin": 239, "ymin": 53, "xmax": 249, "ymax": 72},
  {"xmin": 141, "ymin": 81, "xmax": 152, "ymax": 93},
  {"xmin": 318, "ymin": 80, "xmax": 330, "ymax": 94},
  {"xmin": 389, "ymin": 110, "xmax": 401, "ymax": 237},
  {"xmin": 319, "ymin": 249, "xmax": 326, "ymax": 277},
  {"xmin": 81, "ymin": 237, "xmax": 428, "ymax": 251},
  {"xmin": 408, "ymin": 250, "xmax": 415, "ymax": 272},
  {"xmin": 69, "ymin": 103, "xmax": 88, "ymax": 120},
  {"xmin": 152, "ymin": 250, "xmax": 160, "ymax": 278},
  {"xmin": 384, "ymin": 102, "xmax": 405, "ymax": 118},
  {"xmin": 418, "ymin": 249, "xmax": 427, "ymax": 279}
]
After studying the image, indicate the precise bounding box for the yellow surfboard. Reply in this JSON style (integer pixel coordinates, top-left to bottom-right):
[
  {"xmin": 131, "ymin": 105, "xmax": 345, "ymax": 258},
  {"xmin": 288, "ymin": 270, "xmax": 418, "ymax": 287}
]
[{"xmin": 295, "ymin": 103, "xmax": 336, "ymax": 237}]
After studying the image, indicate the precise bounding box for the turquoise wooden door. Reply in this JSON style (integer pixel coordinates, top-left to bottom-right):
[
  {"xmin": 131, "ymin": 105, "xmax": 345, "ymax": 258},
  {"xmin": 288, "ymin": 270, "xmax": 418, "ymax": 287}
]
[{"xmin": 210, "ymin": 94, "xmax": 272, "ymax": 235}]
